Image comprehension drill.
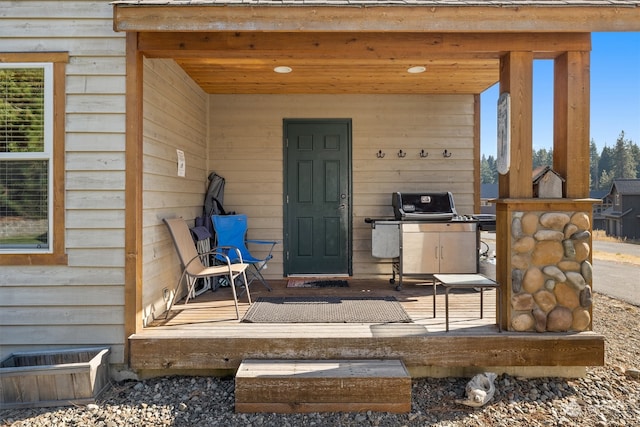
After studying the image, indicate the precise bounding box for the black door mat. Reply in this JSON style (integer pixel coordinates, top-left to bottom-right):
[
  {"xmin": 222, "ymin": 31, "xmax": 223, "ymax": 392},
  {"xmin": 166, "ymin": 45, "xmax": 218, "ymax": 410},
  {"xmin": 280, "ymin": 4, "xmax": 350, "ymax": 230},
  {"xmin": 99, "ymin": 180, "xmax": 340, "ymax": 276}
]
[
  {"xmin": 287, "ymin": 279, "xmax": 349, "ymax": 288},
  {"xmin": 241, "ymin": 296, "xmax": 412, "ymax": 324}
]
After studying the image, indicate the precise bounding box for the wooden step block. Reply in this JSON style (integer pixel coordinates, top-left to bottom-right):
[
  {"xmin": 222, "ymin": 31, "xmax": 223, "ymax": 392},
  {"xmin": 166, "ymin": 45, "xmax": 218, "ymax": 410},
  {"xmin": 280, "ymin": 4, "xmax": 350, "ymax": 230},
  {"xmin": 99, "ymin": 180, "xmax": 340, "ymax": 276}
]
[{"xmin": 235, "ymin": 359, "xmax": 411, "ymax": 413}]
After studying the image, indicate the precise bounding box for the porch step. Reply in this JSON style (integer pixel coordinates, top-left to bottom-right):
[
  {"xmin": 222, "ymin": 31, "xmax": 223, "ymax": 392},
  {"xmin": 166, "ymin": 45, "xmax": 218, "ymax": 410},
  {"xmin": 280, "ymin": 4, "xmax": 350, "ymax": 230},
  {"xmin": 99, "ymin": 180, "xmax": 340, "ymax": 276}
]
[{"xmin": 234, "ymin": 359, "xmax": 411, "ymax": 413}]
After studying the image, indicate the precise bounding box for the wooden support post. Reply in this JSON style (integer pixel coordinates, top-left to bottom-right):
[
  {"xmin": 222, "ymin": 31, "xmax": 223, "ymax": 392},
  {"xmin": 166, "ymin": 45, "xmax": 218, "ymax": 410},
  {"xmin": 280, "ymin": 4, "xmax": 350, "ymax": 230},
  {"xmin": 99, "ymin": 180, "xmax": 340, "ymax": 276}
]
[
  {"xmin": 495, "ymin": 51, "xmax": 533, "ymax": 330},
  {"xmin": 498, "ymin": 51, "xmax": 533, "ymax": 199},
  {"xmin": 125, "ymin": 32, "xmax": 145, "ymax": 364},
  {"xmin": 554, "ymin": 51, "xmax": 591, "ymax": 198}
]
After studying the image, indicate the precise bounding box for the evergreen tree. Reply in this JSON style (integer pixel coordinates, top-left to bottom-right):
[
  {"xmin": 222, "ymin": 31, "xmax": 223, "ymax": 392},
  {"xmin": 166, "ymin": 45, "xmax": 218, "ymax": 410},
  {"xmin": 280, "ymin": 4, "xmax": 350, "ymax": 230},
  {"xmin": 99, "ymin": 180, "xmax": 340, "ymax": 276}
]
[
  {"xmin": 630, "ymin": 142, "xmax": 640, "ymax": 178},
  {"xmin": 487, "ymin": 155, "xmax": 498, "ymax": 183},
  {"xmin": 598, "ymin": 146, "xmax": 614, "ymax": 189},
  {"xmin": 480, "ymin": 132, "xmax": 639, "ymax": 187},
  {"xmin": 480, "ymin": 154, "xmax": 493, "ymax": 184},
  {"xmin": 589, "ymin": 139, "xmax": 600, "ymax": 190},
  {"xmin": 599, "ymin": 169, "xmax": 614, "ymax": 191},
  {"xmin": 532, "ymin": 148, "xmax": 553, "ymax": 169},
  {"xmin": 612, "ymin": 131, "xmax": 637, "ymax": 179}
]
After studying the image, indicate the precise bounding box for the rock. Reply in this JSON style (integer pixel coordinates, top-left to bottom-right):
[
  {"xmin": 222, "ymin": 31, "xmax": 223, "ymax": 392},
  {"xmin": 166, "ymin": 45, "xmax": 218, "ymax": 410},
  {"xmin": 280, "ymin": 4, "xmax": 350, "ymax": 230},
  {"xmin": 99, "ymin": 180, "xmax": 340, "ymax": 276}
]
[
  {"xmin": 513, "ymin": 236, "xmax": 535, "ymax": 253},
  {"xmin": 625, "ymin": 368, "xmax": 640, "ymax": 379},
  {"xmin": 542, "ymin": 265, "xmax": 566, "ymax": 283},
  {"xmin": 566, "ymin": 271, "xmax": 587, "ymax": 291},
  {"xmin": 534, "ymin": 290, "xmax": 557, "ymax": 313},
  {"xmin": 572, "ymin": 308, "xmax": 591, "ymax": 331},
  {"xmin": 580, "ymin": 286, "xmax": 593, "ymax": 308},
  {"xmin": 521, "ymin": 213, "xmax": 540, "ymax": 235},
  {"xmin": 512, "ymin": 269, "xmax": 524, "ymax": 293},
  {"xmin": 512, "ymin": 254, "xmax": 530, "ymax": 270},
  {"xmin": 558, "ymin": 260, "xmax": 581, "ymax": 272},
  {"xmin": 554, "ymin": 282, "xmax": 580, "ymax": 309},
  {"xmin": 581, "ymin": 260, "xmax": 593, "ymax": 283},
  {"xmin": 539, "ymin": 212, "xmax": 570, "ymax": 230},
  {"xmin": 563, "ymin": 223, "xmax": 579, "ymax": 239},
  {"xmin": 544, "ymin": 279, "xmax": 556, "ymax": 291},
  {"xmin": 532, "ymin": 241, "xmax": 564, "ymax": 266},
  {"xmin": 523, "ymin": 267, "xmax": 545, "ymax": 293},
  {"xmin": 456, "ymin": 372, "xmax": 497, "ymax": 407},
  {"xmin": 534, "ymin": 229, "xmax": 565, "ymax": 241},
  {"xmin": 562, "ymin": 239, "xmax": 576, "ymax": 259},
  {"xmin": 512, "ymin": 293, "xmax": 535, "ymax": 311},
  {"xmin": 571, "ymin": 230, "xmax": 591, "ymax": 241},
  {"xmin": 574, "ymin": 241, "xmax": 590, "ymax": 262},
  {"xmin": 547, "ymin": 306, "xmax": 573, "ymax": 332},
  {"xmin": 570, "ymin": 212, "xmax": 590, "ymax": 230},
  {"xmin": 512, "ymin": 312, "xmax": 535, "ymax": 331},
  {"xmin": 511, "ymin": 216, "xmax": 523, "ymax": 239},
  {"xmin": 533, "ymin": 307, "xmax": 548, "ymax": 332}
]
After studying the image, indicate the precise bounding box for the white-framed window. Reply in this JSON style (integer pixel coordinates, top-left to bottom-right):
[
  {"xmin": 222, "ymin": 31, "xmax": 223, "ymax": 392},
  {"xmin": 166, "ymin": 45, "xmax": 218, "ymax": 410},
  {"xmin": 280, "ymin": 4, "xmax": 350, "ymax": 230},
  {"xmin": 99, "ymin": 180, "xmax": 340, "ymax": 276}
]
[{"xmin": 1, "ymin": 63, "xmax": 53, "ymax": 253}]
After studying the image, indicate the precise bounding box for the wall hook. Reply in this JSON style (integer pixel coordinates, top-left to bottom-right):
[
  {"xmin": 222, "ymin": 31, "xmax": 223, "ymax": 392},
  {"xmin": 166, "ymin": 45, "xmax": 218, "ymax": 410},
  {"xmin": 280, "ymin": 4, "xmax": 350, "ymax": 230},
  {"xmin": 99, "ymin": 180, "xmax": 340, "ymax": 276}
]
[
  {"xmin": 419, "ymin": 149, "xmax": 429, "ymax": 158},
  {"xmin": 442, "ymin": 149, "xmax": 452, "ymax": 158},
  {"xmin": 397, "ymin": 149, "xmax": 407, "ymax": 158},
  {"xmin": 376, "ymin": 150, "xmax": 385, "ymax": 158}
]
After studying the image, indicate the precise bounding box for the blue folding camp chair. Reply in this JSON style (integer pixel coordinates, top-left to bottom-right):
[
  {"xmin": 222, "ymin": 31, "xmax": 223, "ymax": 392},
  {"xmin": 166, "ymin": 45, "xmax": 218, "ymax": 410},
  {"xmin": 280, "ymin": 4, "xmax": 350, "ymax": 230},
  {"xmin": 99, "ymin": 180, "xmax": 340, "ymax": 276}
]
[{"xmin": 212, "ymin": 214, "xmax": 277, "ymax": 291}]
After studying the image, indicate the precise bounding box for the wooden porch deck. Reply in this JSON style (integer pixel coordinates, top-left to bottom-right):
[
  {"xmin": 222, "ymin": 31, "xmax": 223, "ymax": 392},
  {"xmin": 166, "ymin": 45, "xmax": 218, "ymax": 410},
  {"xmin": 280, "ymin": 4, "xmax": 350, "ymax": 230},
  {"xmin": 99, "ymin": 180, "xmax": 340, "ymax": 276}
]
[{"xmin": 129, "ymin": 278, "xmax": 604, "ymax": 378}]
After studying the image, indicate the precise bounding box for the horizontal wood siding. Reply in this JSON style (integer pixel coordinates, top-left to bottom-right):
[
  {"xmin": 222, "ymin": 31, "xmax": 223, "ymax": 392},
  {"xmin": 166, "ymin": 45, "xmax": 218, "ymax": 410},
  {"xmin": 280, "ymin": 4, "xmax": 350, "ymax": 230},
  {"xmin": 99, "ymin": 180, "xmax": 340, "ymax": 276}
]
[
  {"xmin": 142, "ymin": 59, "xmax": 209, "ymax": 326},
  {"xmin": 209, "ymin": 94, "xmax": 476, "ymax": 278},
  {"xmin": 0, "ymin": 1, "xmax": 127, "ymax": 363}
]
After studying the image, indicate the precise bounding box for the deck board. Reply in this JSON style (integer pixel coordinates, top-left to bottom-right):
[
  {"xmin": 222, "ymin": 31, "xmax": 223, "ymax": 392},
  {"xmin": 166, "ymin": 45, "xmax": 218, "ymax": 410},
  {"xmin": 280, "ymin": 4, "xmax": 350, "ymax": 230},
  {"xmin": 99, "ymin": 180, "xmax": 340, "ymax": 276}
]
[
  {"xmin": 148, "ymin": 278, "xmax": 499, "ymax": 333},
  {"xmin": 131, "ymin": 278, "xmax": 604, "ymax": 374}
]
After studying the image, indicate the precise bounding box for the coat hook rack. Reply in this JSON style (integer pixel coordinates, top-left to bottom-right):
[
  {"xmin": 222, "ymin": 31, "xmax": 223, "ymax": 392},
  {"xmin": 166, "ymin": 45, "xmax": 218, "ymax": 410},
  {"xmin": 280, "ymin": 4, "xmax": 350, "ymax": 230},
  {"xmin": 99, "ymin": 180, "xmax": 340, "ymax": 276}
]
[
  {"xmin": 442, "ymin": 149, "xmax": 452, "ymax": 158},
  {"xmin": 397, "ymin": 149, "xmax": 407, "ymax": 158},
  {"xmin": 419, "ymin": 149, "xmax": 429, "ymax": 158},
  {"xmin": 376, "ymin": 150, "xmax": 385, "ymax": 158}
]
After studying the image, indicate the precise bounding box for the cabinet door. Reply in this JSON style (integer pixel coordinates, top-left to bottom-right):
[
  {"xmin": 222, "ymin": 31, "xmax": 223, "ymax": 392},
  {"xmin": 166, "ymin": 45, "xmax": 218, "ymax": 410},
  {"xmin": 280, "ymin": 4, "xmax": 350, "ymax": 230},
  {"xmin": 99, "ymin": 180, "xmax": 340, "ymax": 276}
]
[
  {"xmin": 401, "ymin": 231, "xmax": 439, "ymax": 274},
  {"xmin": 439, "ymin": 231, "xmax": 478, "ymax": 273}
]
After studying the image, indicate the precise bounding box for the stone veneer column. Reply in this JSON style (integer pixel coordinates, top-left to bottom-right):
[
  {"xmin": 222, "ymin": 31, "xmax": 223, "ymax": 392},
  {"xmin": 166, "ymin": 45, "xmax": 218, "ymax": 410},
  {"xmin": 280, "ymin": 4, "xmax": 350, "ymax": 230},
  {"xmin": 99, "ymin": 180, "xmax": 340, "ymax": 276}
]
[{"xmin": 495, "ymin": 199, "xmax": 597, "ymax": 332}]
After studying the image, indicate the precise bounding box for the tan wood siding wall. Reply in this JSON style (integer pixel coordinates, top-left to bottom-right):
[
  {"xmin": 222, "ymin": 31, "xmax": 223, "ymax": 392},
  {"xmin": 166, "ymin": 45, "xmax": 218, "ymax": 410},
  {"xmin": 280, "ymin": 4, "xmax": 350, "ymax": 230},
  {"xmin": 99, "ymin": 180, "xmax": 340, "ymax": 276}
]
[
  {"xmin": 208, "ymin": 94, "xmax": 476, "ymax": 278},
  {"xmin": 0, "ymin": 1, "xmax": 127, "ymax": 363},
  {"xmin": 142, "ymin": 58, "xmax": 209, "ymax": 326}
]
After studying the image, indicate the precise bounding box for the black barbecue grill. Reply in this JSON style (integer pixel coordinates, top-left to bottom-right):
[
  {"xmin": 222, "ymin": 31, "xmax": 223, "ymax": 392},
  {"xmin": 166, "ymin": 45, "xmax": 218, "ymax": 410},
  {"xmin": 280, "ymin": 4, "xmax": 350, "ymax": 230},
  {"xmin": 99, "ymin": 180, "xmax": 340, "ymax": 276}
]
[
  {"xmin": 366, "ymin": 192, "xmax": 479, "ymax": 290},
  {"xmin": 392, "ymin": 191, "xmax": 457, "ymax": 221}
]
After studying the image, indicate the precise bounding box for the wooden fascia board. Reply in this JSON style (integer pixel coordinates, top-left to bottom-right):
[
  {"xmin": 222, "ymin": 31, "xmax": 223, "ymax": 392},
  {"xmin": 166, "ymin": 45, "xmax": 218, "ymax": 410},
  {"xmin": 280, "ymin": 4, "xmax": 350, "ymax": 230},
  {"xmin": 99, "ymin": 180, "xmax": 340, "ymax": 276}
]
[
  {"xmin": 113, "ymin": 5, "xmax": 640, "ymax": 33},
  {"xmin": 0, "ymin": 52, "xmax": 70, "ymax": 63},
  {"xmin": 136, "ymin": 32, "xmax": 591, "ymax": 60}
]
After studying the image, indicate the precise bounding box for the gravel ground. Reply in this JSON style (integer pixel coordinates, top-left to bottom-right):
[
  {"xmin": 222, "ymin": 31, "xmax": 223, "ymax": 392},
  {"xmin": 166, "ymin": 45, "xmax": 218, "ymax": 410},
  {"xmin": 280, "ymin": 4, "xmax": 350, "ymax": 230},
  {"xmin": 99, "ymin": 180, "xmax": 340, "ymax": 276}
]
[{"xmin": 2, "ymin": 293, "xmax": 639, "ymax": 427}]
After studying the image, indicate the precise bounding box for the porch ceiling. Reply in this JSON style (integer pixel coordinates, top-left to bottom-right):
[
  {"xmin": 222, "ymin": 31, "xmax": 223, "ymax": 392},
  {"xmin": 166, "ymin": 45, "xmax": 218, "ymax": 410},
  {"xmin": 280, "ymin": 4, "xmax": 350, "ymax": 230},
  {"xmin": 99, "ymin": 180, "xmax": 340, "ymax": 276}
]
[
  {"xmin": 175, "ymin": 57, "xmax": 499, "ymax": 95},
  {"xmin": 135, "ymin": 32, "xmax": 593, "ymax": 95}
]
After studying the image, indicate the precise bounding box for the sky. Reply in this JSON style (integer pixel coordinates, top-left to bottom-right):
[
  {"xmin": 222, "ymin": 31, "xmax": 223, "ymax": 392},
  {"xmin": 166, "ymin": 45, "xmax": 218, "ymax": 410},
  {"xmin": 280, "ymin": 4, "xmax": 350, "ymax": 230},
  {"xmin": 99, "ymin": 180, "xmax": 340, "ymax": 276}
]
[{"xmin": 480, "ymin": 32, "xmax": 640, "ymax": 158}]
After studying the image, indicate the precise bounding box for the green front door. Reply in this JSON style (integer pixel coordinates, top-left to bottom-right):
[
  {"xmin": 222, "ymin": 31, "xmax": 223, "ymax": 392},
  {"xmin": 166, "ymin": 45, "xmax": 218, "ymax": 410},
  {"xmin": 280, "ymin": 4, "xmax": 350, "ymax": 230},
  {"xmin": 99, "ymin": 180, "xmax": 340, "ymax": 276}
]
[{"xmin": 284, "ymin": 119, "xmax": 352, "ymax": 276}]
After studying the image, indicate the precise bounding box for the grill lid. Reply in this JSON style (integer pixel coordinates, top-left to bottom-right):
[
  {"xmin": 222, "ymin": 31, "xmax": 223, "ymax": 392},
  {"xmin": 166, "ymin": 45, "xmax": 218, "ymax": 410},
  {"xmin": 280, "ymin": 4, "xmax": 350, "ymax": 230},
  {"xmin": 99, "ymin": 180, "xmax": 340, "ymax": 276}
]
[{"xmin": 392, "ymin": 192, "xmax": 457, "ymax": 220}]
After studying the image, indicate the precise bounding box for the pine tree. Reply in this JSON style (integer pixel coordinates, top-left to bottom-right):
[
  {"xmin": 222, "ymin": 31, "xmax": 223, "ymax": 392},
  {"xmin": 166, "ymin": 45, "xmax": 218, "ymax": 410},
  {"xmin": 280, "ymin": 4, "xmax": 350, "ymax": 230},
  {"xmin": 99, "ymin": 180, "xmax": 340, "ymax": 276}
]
[
  {"xmin": 598, "ymin": 146, "xmax": 614, "ymax": 189},
  {"xmin": 630, "ymin": 143, "xmax": 640, "ymax": 178},
  {"xmin": 611, "ymin": 131, "xmax": 636, "ymax": 179},
  {"xmin": 589, "ymin": 139, "xmax": 600, "ymax": 190}
]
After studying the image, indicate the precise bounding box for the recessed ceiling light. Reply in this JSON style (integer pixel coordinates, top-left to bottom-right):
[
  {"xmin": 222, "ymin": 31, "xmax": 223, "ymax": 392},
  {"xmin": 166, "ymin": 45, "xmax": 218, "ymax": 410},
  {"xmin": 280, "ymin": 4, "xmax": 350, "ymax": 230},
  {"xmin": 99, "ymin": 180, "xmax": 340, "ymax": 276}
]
[
  {"xmin": 274, "ymin": 66, "xmax": 293, "ymax": 74},
  {"xmin": 407, "ymin": 66, "xmax": 426, "ymax": 74}
]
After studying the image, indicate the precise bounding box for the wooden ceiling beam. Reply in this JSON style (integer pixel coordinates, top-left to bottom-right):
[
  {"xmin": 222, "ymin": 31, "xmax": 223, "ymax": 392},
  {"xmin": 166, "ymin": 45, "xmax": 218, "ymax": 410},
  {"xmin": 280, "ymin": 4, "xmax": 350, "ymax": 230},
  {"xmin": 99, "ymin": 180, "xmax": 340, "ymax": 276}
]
[
  {"xmin": 114, "ymin": 5, "xmax": 640, "ymax": 33},
  {"xmin": 137, "ymin": 32, "xmax": 591, "ymax": 60}
]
